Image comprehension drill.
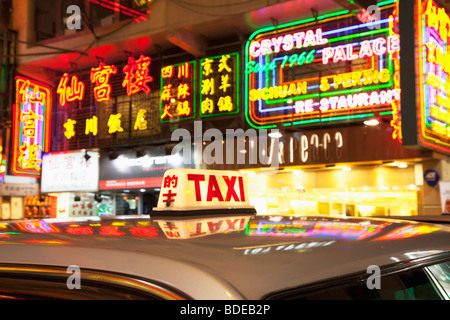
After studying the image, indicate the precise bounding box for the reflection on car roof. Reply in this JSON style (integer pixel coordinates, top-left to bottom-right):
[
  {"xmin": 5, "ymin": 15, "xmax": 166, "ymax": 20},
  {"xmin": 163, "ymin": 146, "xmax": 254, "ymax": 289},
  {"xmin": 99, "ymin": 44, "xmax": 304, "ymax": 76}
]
[{"xmin": 1, "ymin": 214, "xmax": 450, "ymax": 299}]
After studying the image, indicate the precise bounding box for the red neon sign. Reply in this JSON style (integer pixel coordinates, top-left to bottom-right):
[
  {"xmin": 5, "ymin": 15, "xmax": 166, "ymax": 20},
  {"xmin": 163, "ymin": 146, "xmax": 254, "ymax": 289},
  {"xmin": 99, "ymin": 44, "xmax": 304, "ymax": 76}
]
[
  {"xmin": 12, "ymin": 76, "xmax": 52, "ymax": 177},
  {"xmin": 57, "ymin": 73, "xmax": 85, "ymax": 107},
  {"xmin": 90, "ymin": 62, "xmax": 117, "ymax": 102},
  {"xmin": 122, "ymin": 55, "xmax": 153, "ymax": 96}
]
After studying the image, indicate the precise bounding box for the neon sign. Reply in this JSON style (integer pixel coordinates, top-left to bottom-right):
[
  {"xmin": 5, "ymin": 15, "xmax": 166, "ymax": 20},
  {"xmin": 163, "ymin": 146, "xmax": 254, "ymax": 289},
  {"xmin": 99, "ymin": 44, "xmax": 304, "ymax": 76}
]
[
  {"xmin": 200, "ymin": 53, "xmax": 239, "ymax": 117},
  {"xmin": 90, "ymin": 62, "xmax": 117, "ymax": 102},
  {"xmin": 245, "ymin": 3, "xmax": 399, "ymax": 129},
  {"xmin": 57, "ymin": 73, "xmax": 85, "ymax": 107},
  {"xmin": 122, "ymin": 55, "xmax": 153, "ymax": 96},
  {"xmin": 160, "ymin": 61, "xmax": 196, "ymax": 122},
  {"xmin": 417, "ymin": 0, "xmax": 450, "ymax": 153},
  {"xmin": 389, "ymin": 2, "xmax": 402, "ymax": 142},
  {"xmin": 12, "ymin": 76, "xmax": 52, "ymax": 176}
]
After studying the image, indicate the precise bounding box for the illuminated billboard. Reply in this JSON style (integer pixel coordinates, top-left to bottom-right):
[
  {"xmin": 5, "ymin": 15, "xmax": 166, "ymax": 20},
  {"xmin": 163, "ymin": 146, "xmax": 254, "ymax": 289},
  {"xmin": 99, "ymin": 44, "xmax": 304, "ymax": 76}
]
[
  {"xmin": 12, "ymin": 76, "xmax": 52, "ymax": 176},
  {"xmin": 200, "ymin": 53, "xmax": 240, "ymax": 117},
  {"xmin": 416, "ymin": 0, "xmax": 450, "ymax": 153},
  {"xmin": 245, "ymin": 1, "xmax": 399, "ymax": 129},
  {"xmin": 160, "ymin": 61, "xmax": 197, "ymax": 123}
]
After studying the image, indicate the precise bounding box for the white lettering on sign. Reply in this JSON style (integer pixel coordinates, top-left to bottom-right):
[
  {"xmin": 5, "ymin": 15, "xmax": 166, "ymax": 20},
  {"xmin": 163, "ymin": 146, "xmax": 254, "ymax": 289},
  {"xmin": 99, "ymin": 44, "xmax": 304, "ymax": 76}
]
[
  {"xmin": 319, "ymin": 89, "xmax": 400, "ymax": 111},
  {"xmin": 250, "ymin": 28, "xmax": 328, "ymax": 58},
  {"xmin": 322, "ymin": 35, "xmax": 399, "ymax": 64},
  {"xmin": 187, "ymin": 173, "xmax": 246, "ymax": 202},
  {"xmin": 280, "ymin": 132, "xmax": 344, "ymax": 165}
]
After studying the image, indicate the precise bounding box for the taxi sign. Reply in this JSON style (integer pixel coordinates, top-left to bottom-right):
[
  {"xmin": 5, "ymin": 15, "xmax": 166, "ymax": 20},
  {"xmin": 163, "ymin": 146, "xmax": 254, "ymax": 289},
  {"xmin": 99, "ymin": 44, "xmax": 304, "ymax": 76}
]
[{"xmin": 152, "ymin": 169, "xmax": 256, "ymax": 217}]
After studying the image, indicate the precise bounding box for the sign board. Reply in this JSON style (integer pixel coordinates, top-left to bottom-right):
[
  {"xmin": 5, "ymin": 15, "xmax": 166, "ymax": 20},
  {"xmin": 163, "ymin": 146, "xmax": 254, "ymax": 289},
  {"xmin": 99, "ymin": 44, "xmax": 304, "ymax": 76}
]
[
  {"xmin": 160, "ymin": 61, "xmax": 197, "ymax": 122},
  {"xmin": 12, "ymin": 76, "xmax": 52, "ymax": 176},
  {"xmin": 0, "ymin": 183, "xmax": 39, "ymax": 196},
  {"xmin": 245, "ymin": 2, "xmax": 399, "ymax": 129},
  {"xmin": 416, "ymin": 0, "xmax": 450, "ymax": 153},
  {"xmin": 99, "ymin": 146, "xmax": 193, "ymax": 190},
  {"xmin": 41, "ymin": 151, "xmax": 99, "ymax": 193},
  {"xmin": 200, "ymin": 53, "xmax": 240, "ymax": 117}
]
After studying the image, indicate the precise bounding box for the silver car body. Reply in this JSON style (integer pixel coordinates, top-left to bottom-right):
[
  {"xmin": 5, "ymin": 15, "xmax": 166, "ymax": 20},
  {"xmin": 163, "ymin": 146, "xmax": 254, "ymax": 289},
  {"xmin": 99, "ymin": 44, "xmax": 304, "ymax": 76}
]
[{"xmin": 0, "ymin": 214, "xmax": 449, "ymax": 299}]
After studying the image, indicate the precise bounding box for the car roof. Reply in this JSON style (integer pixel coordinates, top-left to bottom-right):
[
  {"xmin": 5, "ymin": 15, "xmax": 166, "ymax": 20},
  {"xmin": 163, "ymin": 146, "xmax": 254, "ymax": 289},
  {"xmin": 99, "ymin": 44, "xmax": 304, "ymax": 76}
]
[{"xmin": 1, "ymin": 214, "xmax": 450, "ymax": 299}]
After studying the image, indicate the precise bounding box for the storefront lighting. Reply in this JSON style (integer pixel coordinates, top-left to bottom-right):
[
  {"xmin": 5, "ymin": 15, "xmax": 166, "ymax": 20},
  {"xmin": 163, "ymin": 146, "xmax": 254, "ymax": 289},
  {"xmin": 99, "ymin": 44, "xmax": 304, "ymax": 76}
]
[
  {"xmin": 342, "ymin": 166, "xmax": 351, "ymax": 171},
  {"xmin": 397, "ymin": 162, "xmax": 408, "ymax": 168},
  {"xmin": 140, "ymin": 189, "xmax": 146, "ymax": 192},
  {"xmin": 364, "ymin": 119, "xmax": 380, "ymax": 126},
  {"xmin": 268, "ymin": 131, "xmax": 283, "ymax": 138}
]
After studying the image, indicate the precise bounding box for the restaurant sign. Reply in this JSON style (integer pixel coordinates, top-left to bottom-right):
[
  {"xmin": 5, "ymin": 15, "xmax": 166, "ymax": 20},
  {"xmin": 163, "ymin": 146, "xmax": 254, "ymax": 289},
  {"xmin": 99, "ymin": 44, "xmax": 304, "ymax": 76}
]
[
  {"xmin": 245, "ymin": 2, "xmax": 399, "ymax": 129},
  {"xmin": 12, "ymin": 76, "xmax": 52, "ymax": 177}
]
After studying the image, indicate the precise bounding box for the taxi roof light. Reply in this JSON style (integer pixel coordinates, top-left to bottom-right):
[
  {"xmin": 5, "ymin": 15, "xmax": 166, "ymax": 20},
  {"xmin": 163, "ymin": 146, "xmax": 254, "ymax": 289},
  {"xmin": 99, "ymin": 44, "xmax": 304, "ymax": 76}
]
[{"xmin": 151, "ymin": 169, "xmax": 256, "ymax": 218}]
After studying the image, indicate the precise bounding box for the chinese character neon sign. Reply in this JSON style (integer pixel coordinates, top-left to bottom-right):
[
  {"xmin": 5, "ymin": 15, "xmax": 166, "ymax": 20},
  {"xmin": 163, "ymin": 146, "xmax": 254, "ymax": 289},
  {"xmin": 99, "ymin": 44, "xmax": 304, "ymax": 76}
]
[
  {"xmin": 57, "ymin": 73, "xmax": 85, "ymax": 107},
  {"xmin": 12, "ymin": 76, "xmax": 52, "ymax": 176},
  {"xmin": 122, "ymin": 55, "xmax": 153, "ymax": 96},
  {"xmin": 417, "ymin": 0, "xmax": 450, "ymax": 153},
  {"xmin": 91, "ymin": 62, "xmax": 117, "ymax": 102},
  {"xmin": 245, "ymin": 3, "xmax": 400, "ymax": 129},
  {"xmin": 160, "ymin": 61, "xmax": 196, "ymax": 122},
  {"xmin": 200, "ymin": 53, "xmax": 239, "ymax": 117}
]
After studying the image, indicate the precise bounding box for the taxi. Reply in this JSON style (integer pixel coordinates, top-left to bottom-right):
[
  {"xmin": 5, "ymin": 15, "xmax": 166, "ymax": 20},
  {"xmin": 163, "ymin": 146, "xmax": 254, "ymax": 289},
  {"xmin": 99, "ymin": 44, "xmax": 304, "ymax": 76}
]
[{"xmin": 0, "ymin": 169, "xmax": 450, "ymax": 301}]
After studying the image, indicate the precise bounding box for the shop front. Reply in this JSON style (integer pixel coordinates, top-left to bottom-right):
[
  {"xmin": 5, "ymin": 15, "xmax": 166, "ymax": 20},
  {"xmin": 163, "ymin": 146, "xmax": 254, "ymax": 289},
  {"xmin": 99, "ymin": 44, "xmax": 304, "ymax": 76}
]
[
  {"xmin": 98, "ymin": 146, "xmax": 194, "ymax": 215},
  {"xmin": 40, "ymin": 150, "xmax": 100, "ymax": 218},
  {"xmin": 208, "ymin": 122, "xmax": 433, "ymax": 217}
]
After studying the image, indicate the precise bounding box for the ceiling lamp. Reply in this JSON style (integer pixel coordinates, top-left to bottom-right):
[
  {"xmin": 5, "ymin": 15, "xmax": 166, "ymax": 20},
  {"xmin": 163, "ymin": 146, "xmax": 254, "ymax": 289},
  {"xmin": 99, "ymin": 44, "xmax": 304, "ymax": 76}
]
[
  {"xmin": 268, "ymin": 131, "xmax": 282, "ymax": 138},
  {"xmin": 364, "ymin": 119, "xmax": 380, "ymax": 126}
]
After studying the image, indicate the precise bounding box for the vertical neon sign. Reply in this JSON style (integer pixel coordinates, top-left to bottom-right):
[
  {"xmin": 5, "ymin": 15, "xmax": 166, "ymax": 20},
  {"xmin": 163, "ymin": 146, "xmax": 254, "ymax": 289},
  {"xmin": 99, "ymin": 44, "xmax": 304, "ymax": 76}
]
[
  {"xmin": 12, "ymin": 76, "xmax": 52, "ymax": 176},
  {"xmin": 200, "ymin": 53, "xmax": 239, "ymax": 117},
  {"xmin": 389, "ymin": 0, "xmax": 402, "ymax": 142},
  {"xmin": 160, "ymin": 61, "xmax": 196, "ymax": 123},
  {"xmin": 417, "ymin": 0, "xmax": 450, "ymax": 153}
]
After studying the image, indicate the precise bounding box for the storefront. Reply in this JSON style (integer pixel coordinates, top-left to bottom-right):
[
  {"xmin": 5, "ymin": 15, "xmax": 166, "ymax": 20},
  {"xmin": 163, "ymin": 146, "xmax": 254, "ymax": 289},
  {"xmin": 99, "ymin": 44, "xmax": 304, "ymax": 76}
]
[
  {"xmin": 0, "ymin": 177, "xmax": 40, "ymax": 220},
  {"xmin": 98, "ymin": 146, "xmax": 194, "ymax": 215},
  {"xmin": 207, "ymin": 122, "xmax": 433, "ymax": 216},
  {"xmin": 40, "ymin": 150, "xmax": 100, "ymax": 218}
]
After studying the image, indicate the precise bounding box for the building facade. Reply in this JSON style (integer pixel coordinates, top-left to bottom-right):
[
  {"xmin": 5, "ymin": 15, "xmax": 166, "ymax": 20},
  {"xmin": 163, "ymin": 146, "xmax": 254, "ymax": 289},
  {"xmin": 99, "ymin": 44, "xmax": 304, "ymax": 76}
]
[{"xmin": 3, "ymin": 0, "xmax": 450, "ymax": 219}]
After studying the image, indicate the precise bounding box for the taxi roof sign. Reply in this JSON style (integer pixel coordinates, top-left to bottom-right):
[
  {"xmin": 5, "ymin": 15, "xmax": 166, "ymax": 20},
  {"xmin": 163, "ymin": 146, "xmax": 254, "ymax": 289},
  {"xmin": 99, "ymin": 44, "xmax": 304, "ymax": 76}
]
[{"xmin": 152, "ymin": 169, "xmax": 256, "ymax": 217}]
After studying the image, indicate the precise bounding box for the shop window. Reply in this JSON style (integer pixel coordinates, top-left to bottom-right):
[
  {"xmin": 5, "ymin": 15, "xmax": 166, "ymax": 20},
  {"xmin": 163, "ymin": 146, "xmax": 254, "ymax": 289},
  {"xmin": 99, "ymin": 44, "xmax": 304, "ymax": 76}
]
[{"xmin": 34, "ymin": 0, "xmax": 57, "ymax": 42}]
